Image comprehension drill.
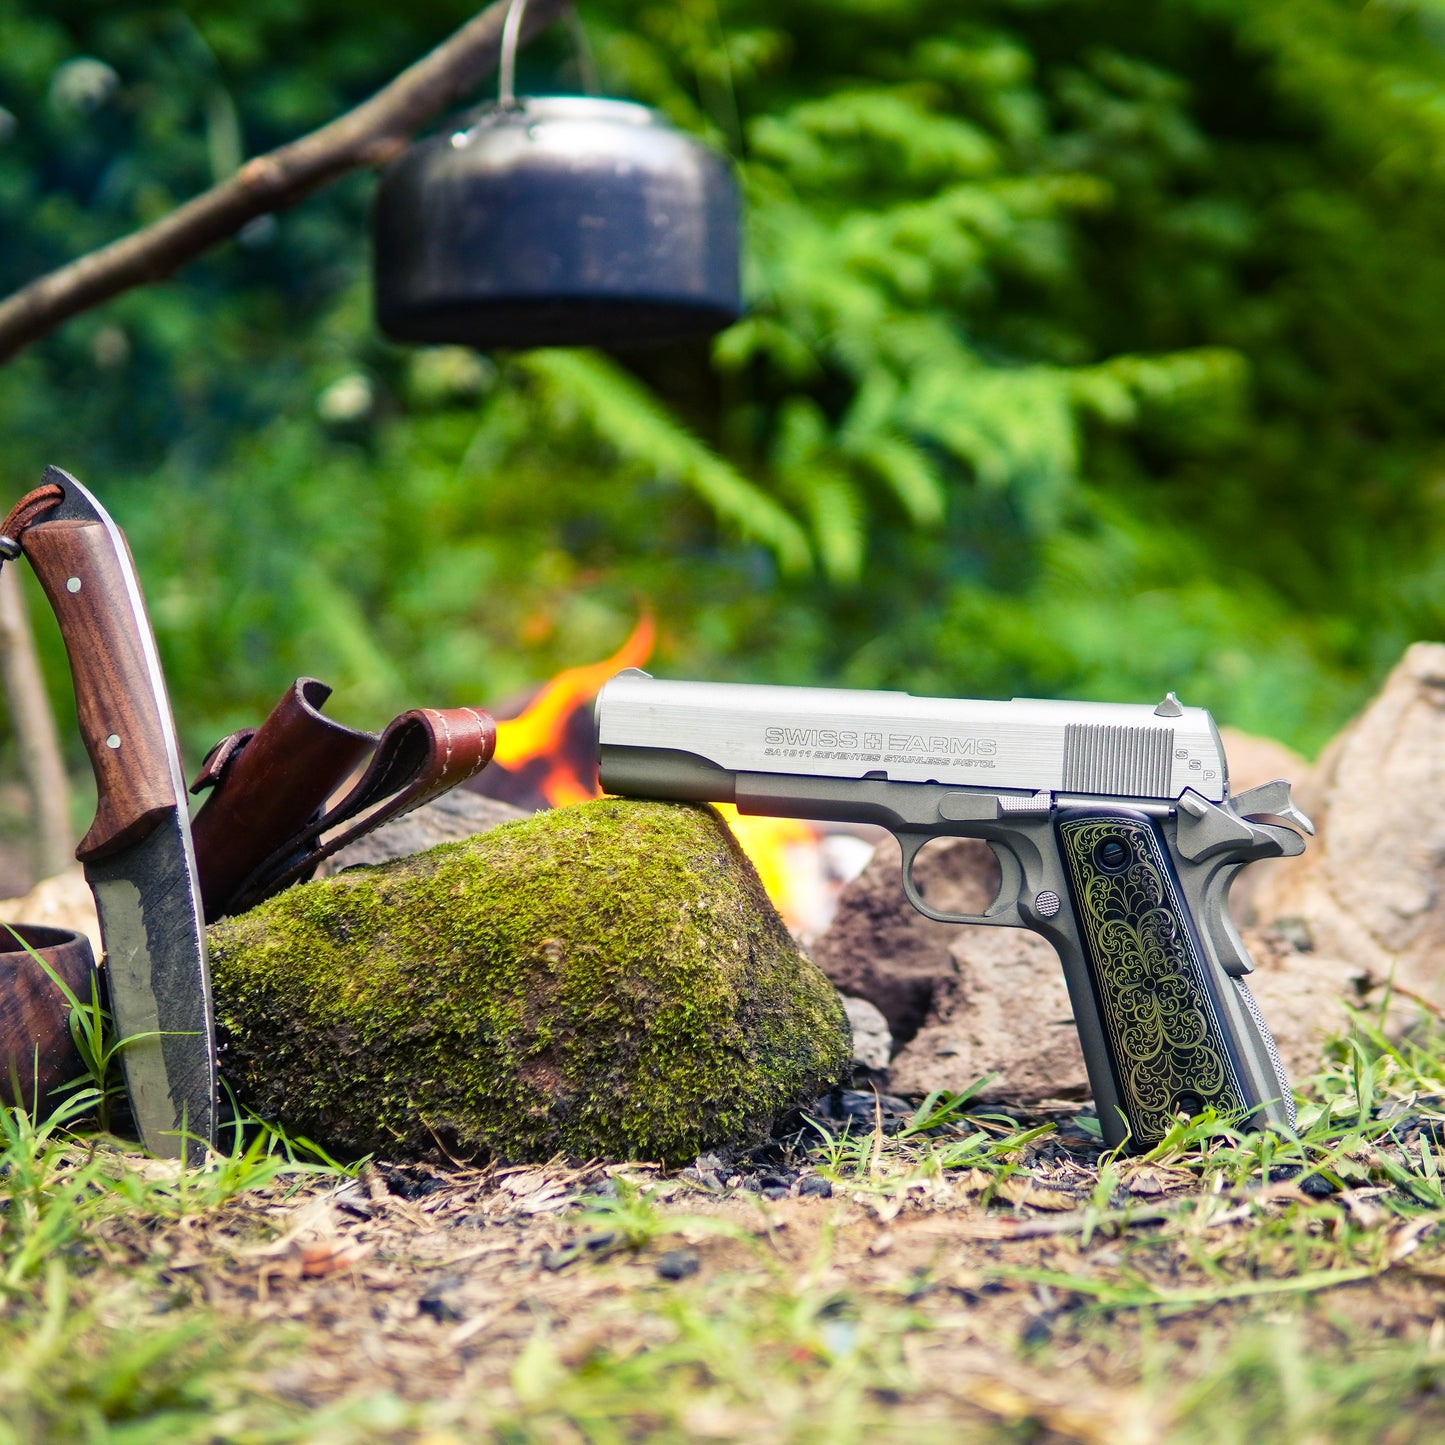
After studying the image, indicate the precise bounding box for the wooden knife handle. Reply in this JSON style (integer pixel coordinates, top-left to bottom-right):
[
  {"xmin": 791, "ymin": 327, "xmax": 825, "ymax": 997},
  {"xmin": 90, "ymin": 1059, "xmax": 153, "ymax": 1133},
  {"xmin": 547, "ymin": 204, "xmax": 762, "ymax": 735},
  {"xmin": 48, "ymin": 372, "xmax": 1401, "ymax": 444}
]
[{"xmin": 22, "ymin": 518, "xmax": 178, "ymax": 862}]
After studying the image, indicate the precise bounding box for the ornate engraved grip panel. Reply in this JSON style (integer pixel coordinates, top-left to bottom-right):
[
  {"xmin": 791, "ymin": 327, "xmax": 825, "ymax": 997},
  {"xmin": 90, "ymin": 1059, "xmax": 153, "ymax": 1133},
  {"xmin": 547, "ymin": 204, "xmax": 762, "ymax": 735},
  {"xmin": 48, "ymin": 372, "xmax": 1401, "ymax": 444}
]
[{"xmin": 1057, "ymin": 812, "xmax": 1246, "ymax": 1147}]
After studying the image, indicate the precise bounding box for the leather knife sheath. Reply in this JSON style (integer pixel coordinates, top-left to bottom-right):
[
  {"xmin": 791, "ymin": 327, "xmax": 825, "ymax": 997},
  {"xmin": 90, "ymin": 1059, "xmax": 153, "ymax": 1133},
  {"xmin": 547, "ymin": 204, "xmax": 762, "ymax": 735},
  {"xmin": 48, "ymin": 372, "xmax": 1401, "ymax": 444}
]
[
  {"xmin": 189, "ymin": 678, "xmax": 373, "ymax": 922},
  {"xmin": 190, "ymin": 679, "xmax": 497, "ymax": 922}
]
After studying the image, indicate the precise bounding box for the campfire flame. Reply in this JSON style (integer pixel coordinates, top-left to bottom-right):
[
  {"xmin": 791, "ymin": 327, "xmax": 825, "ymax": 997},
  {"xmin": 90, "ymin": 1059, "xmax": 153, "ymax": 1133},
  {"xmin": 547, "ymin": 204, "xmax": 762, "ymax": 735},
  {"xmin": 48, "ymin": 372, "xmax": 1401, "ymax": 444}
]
[
  {"xmin": 715, "ymin": 805, "xmax": 826, "ymax": 931},
  {"xmin": 492, "ymin": 615, "xmax": 655, "ymax": 807},
  {"xmin": 480, "ymin": 616, "xmax": 857, "ymax": 933}
]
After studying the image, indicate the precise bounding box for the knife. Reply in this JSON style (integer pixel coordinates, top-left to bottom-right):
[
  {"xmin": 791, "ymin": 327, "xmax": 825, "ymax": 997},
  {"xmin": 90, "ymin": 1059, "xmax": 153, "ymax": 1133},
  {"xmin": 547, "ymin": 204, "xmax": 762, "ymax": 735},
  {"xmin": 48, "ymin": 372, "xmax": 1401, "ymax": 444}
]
[{"xmin": 11, "ymin": 466, "xmax": 215, "ymax": 1162}]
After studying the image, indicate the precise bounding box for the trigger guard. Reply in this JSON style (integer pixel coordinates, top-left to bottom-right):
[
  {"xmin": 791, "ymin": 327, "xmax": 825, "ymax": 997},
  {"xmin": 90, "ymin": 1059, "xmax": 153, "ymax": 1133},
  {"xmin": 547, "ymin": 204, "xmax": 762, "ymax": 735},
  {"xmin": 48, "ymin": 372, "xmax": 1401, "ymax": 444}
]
[{"xmin": 897, "ymin": 833, "xmax": 1024, "ymax": 927}]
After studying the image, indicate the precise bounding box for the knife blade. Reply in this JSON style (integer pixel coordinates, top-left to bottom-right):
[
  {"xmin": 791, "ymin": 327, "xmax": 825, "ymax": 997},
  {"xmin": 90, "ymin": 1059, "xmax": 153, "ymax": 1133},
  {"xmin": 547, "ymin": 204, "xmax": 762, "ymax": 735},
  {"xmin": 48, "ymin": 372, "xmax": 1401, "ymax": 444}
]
[{"xmin": 18, "ymin": 467, "xmax": 215, "ymax": 1162}]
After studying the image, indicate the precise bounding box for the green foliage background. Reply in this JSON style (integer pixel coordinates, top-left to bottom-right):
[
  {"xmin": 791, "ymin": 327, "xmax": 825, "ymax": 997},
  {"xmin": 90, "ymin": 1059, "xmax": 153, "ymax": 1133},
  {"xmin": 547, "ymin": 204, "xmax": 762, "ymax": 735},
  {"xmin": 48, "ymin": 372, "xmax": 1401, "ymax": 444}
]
[{"xmin": 3, "ymin": 0, "xmax": 1445, "ymax": 764}]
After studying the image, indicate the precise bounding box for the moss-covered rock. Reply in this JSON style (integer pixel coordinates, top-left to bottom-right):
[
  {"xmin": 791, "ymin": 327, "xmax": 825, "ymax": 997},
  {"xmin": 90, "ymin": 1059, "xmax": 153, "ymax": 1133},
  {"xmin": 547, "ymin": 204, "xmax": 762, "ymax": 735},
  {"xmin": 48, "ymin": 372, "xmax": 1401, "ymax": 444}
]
[{"xmin": 208, "ymin": 798, "xmax": 850, "ymax": 1162}]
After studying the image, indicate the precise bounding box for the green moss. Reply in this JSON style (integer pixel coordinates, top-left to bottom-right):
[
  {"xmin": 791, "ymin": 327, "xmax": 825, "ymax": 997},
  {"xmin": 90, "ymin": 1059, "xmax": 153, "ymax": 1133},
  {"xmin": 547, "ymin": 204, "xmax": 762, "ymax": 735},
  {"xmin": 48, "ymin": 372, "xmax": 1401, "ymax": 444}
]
[{"xmin": 208, "ymin": 799, "xmax": 850, "ymax": 1163}]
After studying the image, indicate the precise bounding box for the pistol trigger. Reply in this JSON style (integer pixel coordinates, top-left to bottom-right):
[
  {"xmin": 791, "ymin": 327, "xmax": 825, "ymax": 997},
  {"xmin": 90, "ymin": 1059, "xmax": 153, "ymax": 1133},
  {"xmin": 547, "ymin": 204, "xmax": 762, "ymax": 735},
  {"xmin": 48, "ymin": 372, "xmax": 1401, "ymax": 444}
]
[
  {"xmin": 989, "ymin": 840, "xmax": 1026, "ymax": 917},
  {"xmin": 897, "ymin": 833, "xmax": 928, "ymax": 911}
]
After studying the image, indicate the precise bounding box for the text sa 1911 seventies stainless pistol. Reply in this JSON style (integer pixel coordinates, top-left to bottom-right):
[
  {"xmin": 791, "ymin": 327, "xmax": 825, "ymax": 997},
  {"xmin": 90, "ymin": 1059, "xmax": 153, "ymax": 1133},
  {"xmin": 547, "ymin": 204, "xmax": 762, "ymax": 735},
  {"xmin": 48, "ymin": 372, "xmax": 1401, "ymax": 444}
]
[{"xmin": 595, "ymin": 670, "xmax": 1313, "ymax": 1152}]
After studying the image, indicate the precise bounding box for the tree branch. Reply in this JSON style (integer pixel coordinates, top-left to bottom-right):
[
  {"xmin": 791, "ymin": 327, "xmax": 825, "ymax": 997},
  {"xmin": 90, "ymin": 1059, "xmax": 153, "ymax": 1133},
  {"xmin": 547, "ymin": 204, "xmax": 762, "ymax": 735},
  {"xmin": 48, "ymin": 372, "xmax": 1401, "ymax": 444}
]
[
  {"xmin": 0, "ymin": 568, "xmax": 72, "ymax": 880},
  {"xmin": 0, "ymin": 0, "xmax": 574, "ymax": 366}
]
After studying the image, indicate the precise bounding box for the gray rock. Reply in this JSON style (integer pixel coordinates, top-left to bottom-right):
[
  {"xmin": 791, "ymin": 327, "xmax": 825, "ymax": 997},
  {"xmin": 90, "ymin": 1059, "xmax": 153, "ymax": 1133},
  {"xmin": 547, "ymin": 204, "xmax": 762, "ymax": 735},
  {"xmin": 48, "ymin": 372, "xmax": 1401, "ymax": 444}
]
[
  {"xmin": 808, "ymin": 835, "xmax": 997, "ymax": 1046},
  {"xmin": 1233, "ymin": 928, "xmax": 1372, "ymax": 1076},
  {"xmin": 841, "ymin": 994, "xmax": 892, "ymax": 1071},
  {"xmin": 1255, "ymin": 642, "xmax": 1445, "ymax": 1003},
  {"xmin": 655, "ymin": 1249, "xmax": 701, "ymax": 1281},
  {"xmin": 316, "ymin": 789, "xmax": 529, "ymax": 875},
  {"xmin": 887, "ymin": 922, "xmax": 1087, "ymax": 1102}
]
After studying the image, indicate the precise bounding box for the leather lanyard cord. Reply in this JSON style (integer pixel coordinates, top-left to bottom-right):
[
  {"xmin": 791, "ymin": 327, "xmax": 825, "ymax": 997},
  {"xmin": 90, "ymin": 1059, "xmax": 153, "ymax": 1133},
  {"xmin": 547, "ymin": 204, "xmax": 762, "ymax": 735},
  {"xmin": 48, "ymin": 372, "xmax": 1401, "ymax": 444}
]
[{"xmin": 0, "ymin": 482, "xmax": 64, "ymax": 564}]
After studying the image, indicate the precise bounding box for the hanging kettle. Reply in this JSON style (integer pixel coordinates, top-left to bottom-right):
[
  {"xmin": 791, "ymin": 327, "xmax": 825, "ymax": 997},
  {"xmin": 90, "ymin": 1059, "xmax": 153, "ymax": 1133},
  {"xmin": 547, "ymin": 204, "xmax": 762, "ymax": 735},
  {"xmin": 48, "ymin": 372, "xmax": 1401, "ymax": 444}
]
[{"xmin": 373, "ymin": 0, "xmax": 742, "ymax": 349}]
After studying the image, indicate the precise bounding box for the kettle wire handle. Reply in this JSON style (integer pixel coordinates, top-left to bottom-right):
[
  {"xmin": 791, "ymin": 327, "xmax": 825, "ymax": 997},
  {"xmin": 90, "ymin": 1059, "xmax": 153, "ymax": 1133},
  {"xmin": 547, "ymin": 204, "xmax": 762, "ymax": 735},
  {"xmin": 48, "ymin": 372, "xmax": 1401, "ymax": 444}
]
[
  {"xmin": 499, "ymin": 0, "xmax": 528, "ymax": 106},
  {"xmin": 498, "ymin": 0, "xmax": 598, "ymax": 107}
]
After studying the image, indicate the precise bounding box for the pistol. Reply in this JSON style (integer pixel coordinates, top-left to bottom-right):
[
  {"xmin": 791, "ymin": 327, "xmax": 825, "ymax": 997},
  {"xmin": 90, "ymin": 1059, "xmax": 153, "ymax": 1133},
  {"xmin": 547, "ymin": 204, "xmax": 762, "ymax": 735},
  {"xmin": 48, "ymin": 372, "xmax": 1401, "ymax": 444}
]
[{"xmin": 595, "ymin": 669, "xmax": 1312, "ymax": 1152}]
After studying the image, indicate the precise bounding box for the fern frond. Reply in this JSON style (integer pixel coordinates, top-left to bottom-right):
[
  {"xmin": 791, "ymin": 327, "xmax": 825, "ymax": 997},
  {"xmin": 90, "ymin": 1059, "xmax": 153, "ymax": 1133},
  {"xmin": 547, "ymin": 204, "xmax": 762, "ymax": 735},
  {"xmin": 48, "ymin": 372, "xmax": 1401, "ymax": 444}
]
[
  {"xmin": 768, "ymin": 397, "xmax": 867, "ymax": 581},
  {"xmin": 902, "ymin": 367, "xmax": 1078, "ymax": 494},
  {"xmin": 798, "ymin": 471, "xmax": 867, "ymax": 584},
  {"xmin": 750, "ymin": 89, "xmax": 1000, "ymax": 191},
  {"xmin": 522, "ymin": 350, "xmax": 813, "ymax": 575},
  {"xmin": 288, "ymin": 563, "xmax": 406, "ymax": 718},
  {"xmin": 1071, "ymin": 349, "xmax": 1249, "ymax": 425},
  {"xmin": 851, "ymin": 435, "xmax": 946, "ymax": 527}
]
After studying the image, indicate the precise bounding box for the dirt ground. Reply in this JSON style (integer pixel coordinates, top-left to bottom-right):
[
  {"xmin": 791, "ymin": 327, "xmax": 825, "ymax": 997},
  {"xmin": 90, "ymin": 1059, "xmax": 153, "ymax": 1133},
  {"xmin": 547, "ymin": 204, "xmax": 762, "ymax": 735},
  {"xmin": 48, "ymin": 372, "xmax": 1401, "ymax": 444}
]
[{"xmin": 115, "ymin": 1103, "xmax": 1445, "ymax": 1444}]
